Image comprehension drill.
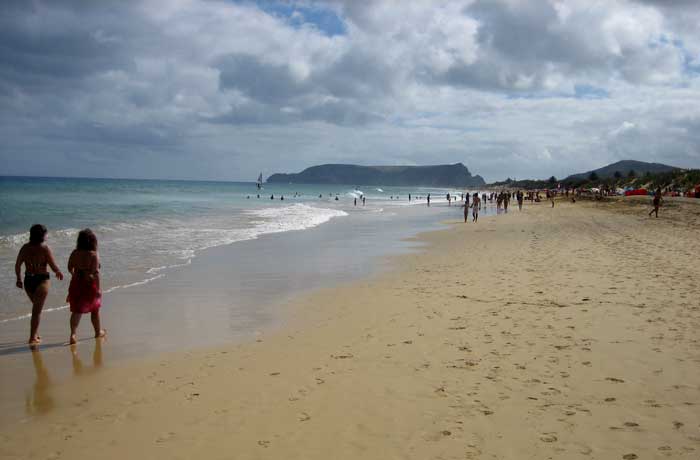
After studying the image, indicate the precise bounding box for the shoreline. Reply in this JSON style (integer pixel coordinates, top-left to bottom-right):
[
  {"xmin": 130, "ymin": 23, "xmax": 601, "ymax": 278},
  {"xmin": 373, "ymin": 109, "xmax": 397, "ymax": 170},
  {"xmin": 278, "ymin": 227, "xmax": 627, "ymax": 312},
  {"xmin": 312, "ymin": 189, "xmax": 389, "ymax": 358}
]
[
  {"xmin": 3, "ymin": 199, "xmax": 699, "ymax": 459},
  {"xmin": 0, "ymin": 199, "xmax": 463, "ymax": 422}
]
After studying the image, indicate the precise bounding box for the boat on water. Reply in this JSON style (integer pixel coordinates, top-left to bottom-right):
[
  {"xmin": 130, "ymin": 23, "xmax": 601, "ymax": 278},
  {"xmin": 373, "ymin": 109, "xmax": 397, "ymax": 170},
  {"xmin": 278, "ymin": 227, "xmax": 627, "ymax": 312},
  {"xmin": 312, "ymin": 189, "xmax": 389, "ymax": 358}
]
[{"xmin": 256, "ymin": 173, "xmax": 263, "ymax": 190}]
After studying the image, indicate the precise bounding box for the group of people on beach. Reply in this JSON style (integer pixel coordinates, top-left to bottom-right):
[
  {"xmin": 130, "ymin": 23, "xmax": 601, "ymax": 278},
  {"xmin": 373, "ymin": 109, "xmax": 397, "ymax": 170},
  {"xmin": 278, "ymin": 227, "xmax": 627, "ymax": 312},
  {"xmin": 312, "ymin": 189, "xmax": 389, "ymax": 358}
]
[{"xmin": 15, "ymin": 225, "xmax": 105, "ymax": 347}]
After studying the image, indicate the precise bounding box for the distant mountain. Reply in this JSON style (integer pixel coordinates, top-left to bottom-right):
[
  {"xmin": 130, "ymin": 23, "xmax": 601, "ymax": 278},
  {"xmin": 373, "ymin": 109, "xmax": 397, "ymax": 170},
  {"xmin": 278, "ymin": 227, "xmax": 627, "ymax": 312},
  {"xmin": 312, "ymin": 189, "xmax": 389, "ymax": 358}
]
[
  {"xmin": 267, "ymin": 163, "xmax": 485, "ymax": 187},
  {"xmin": 565, "ymin": 160, "xmax": 680, "ymax": 181}
]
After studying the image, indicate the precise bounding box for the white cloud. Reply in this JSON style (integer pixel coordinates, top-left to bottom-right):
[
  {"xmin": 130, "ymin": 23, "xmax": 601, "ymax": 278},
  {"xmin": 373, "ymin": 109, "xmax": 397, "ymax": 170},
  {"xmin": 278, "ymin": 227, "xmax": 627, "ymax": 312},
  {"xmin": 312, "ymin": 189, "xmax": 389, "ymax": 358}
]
[{"xmin": 0, "ymin": 0, "xmax": 699, "ymax": 182}]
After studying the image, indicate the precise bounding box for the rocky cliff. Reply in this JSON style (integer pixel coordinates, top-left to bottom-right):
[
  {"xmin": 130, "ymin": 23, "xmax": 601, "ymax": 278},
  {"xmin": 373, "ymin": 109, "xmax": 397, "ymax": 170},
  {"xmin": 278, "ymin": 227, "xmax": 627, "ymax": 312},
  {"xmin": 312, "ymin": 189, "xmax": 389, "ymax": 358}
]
[{"xmin": 267, "ymin": 163, "xmax": 485, "ymax": 187}]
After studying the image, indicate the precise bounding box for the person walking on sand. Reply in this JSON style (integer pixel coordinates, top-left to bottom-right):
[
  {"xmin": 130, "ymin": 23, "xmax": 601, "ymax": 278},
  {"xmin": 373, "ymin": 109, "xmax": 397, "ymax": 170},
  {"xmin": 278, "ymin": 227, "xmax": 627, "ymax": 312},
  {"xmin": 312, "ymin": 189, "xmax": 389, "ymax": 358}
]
[
  {"xmin": 15, "ymin": 224, "xmax": 64, "ymax": 346},
  {"xmin": 517, "ymin": 191, "xmax": 524, "ymax": 211},
  {"xmin": 67, "ymin": 229, "xmax": 105, "ymax": 345},
  {"xmin": 649, "ymin": 188, "xmax": 662, "ymax": 218},
  {"xmin": 471, "ymin": 193, "xmax": 480, "ymax": 223}
]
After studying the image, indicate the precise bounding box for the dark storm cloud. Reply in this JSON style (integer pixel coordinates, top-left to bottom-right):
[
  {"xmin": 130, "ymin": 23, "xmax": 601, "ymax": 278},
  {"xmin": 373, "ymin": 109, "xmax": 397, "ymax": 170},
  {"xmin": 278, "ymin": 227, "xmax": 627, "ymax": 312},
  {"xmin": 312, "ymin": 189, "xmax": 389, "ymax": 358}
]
[
  {"xmin": 214, "ymin": 51, "xmax": 387, "ymax": 125},
  {"xmin": 0, "ymin": 1, "xmax": 145, "ymax": 92},
  {"xmin": 218, "ymin": 54, "xmax": 304, "ymax": 104}
]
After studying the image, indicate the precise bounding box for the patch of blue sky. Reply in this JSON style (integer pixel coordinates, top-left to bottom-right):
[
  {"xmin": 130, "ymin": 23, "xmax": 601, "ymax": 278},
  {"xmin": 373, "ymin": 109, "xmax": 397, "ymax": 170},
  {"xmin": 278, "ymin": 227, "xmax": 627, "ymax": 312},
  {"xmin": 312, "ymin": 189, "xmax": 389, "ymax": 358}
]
[
  {"xmin": 573, "ymin": 84, "xmax": 610, "ymax": 99},
  {"xmin": 652, "ymin": 35, "xmax": 698, "ymax": 75},
  {"xmin": 680, "ymin": 48, "xmax": 700, "ymax": 75},
  {"xmin": 505, "ymin": 84, "xmax": 609, "ymax": 100},
  {"xmin": 243, "ymin": 1, "xmax": 346, "ymax": 36}
]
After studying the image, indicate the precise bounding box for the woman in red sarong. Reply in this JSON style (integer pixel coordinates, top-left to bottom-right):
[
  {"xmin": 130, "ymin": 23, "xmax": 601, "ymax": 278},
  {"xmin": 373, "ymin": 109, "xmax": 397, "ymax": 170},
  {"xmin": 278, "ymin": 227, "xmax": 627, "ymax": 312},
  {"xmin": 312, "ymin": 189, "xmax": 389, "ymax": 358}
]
[{"xmin": 67, "ymin": 229, "xmax": 105, "ymax": 345}]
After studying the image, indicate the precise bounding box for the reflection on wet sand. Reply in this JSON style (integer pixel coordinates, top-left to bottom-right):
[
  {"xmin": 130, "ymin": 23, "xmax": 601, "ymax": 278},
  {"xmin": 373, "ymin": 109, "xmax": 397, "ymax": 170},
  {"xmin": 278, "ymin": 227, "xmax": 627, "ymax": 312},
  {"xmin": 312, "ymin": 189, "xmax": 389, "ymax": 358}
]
[
  {"xmin": 22, "ymin": 339, "xmax": 105, "ymax": 419},
  {"xmin": 25, "ymin": 350, "xmax": 54, "ymax": 416},
  {"xmin": 71, "ymin": 338, "xmax": 104, "ymax": 376}
]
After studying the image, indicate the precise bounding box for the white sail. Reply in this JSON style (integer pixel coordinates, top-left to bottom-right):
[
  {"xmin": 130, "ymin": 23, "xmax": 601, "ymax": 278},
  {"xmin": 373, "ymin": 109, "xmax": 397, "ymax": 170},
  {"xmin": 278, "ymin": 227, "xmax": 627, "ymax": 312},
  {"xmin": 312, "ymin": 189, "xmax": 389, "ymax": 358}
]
[{"xmin": 256, "ymin": 173, "xmax": 263, "ymax": 189}]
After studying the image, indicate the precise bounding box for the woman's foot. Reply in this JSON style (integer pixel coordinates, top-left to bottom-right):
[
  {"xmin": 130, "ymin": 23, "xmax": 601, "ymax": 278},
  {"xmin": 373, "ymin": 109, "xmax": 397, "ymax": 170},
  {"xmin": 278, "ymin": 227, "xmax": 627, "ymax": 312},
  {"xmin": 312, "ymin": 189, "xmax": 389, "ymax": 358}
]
[
  {"xmin": 95, "ymin": 329, "xmax": 106, "ymax": 339},
  {"xmin": 69, "ymin": 334, "xmax": 77, "ymax": 345}
]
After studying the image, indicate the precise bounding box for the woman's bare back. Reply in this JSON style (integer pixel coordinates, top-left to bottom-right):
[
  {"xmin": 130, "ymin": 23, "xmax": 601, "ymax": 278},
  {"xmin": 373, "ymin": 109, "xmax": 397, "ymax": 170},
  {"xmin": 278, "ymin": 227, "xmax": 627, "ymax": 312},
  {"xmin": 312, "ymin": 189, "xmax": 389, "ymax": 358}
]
[
  {"xmin": 19, "ymin": 244, "xmax": 51, "ymax": 274},
  {"xmin": 68, "ymin": 250, "xmax": 99, "ymax": 275}
]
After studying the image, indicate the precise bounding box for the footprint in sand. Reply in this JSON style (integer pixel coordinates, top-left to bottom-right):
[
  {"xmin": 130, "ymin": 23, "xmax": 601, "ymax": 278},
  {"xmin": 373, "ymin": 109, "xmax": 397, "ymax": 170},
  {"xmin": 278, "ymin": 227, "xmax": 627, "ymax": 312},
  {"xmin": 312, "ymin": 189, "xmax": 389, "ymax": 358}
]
[
  {"xmin": 156, "ymin": 432, "xmax": 177, "ymax": 443},
  {"xmin": 540, "ymin": 433, "xmax": 558, "ymax": 443},
  {"xmin": 331, "ymin": 353, "xmax": 354, "ymax": 359},
  {"xmin": 622, "ymin": 454, "xmax": 637, "ymax": 460}
]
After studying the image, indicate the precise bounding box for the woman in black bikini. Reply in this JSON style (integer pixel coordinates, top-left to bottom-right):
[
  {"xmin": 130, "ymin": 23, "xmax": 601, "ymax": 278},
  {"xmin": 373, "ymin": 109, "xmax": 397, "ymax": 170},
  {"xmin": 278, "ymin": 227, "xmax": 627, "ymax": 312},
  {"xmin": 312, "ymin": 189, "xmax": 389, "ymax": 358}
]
[{"xmin": 14, "ymin": 224, "xmax": 64, "ymax": 346}]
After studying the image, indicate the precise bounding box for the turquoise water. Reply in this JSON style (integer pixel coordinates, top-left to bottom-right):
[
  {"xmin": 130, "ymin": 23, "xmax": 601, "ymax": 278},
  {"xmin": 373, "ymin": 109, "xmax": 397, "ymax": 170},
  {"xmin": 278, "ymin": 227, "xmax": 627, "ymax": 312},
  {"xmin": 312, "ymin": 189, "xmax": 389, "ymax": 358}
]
[{"xmin": 1, "ymin": 176, "xmax": 476, "ymax": 323}]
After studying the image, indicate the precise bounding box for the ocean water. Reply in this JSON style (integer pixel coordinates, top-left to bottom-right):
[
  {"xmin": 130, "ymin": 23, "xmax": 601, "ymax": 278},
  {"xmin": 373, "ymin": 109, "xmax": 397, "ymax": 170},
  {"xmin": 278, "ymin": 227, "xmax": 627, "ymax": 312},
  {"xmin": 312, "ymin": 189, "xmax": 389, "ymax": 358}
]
[{"xmin": 0, "ymin": 176, "xmax": 476, "ymax": 325}]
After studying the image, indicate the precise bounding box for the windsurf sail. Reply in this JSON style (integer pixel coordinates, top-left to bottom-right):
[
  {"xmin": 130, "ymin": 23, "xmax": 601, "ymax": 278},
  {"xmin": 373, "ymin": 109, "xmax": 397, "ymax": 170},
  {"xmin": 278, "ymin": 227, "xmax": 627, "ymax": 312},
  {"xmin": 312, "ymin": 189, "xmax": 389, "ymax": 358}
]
[{"xmin": 257, "ymin": 173, "xmax": 263, "ymax": 189}]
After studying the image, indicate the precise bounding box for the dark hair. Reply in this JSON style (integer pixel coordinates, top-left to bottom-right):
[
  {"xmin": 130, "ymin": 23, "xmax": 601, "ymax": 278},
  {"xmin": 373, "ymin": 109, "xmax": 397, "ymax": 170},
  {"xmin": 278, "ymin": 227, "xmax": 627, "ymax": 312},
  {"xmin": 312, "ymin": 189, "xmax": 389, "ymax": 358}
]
[
  {"xmin": 29, "ymin": 224, "xmax": 47, "ymax": 245},
  {"xmin": 76, "ymin": 229, "xmax": 98, "ymax": 251}
]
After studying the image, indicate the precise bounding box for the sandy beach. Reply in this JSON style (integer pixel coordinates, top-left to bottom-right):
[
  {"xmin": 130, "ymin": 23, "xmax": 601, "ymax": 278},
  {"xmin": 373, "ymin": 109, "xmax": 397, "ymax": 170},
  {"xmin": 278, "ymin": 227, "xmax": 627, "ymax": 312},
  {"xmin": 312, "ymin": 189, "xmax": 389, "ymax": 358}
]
[{"xmin": 3, "ymin": 198, "xmax": 700, "ymax": 459}]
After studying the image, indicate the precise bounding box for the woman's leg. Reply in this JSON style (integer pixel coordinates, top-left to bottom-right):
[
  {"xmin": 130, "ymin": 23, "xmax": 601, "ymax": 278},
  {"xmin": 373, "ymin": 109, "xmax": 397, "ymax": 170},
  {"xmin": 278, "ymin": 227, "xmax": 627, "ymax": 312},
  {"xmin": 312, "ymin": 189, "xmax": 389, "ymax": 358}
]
[
  {"xmin": 28, "ymin": 281, "xmax": 49, "ymax": 344},
  {"xmin": 90, "ymin": 311, "xmax": 106, "ymax": 338},
  {"xmin": 70, "ymin": 313, "xmax": 82, "ymax": 344}
]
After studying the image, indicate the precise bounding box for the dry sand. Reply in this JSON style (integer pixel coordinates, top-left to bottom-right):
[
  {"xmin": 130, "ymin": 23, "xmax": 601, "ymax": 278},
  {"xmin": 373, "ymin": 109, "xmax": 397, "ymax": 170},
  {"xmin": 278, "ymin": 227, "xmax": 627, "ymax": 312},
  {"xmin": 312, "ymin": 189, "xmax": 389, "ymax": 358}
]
[{"xmin": 2, "ymin": 198, "xmax": 700, "ymax": 459}]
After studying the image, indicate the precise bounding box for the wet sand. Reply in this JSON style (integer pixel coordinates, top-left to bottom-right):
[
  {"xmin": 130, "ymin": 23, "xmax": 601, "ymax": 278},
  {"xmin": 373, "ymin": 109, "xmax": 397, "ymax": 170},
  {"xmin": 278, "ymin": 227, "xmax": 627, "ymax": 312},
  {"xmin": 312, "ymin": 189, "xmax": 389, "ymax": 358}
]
[
  {"xmin": 2, "ymin": 198, "xmax": 700, "ymax": 459},
  {"xmin": 0, "ymin": 202, "xmax": 457, "ymax": 418}
]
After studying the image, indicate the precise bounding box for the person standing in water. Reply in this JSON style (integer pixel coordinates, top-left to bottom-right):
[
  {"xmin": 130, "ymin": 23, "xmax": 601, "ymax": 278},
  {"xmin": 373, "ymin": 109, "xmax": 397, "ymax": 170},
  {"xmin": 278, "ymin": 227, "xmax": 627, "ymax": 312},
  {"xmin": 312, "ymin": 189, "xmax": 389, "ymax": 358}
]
[
  {"xmin": 649, "ymin": 188, "xmax": 662, "ymax": 218},
  {"xmin": 15, "ymin": 224, "xmax": 64, "ymax": 346},
  {"xmin": 67, "ymin": 229, "xmax": 105, "ymax": 345},
  {"xmin": 427, "ymin": 194, "xmax": 431, "ymax": 206}
]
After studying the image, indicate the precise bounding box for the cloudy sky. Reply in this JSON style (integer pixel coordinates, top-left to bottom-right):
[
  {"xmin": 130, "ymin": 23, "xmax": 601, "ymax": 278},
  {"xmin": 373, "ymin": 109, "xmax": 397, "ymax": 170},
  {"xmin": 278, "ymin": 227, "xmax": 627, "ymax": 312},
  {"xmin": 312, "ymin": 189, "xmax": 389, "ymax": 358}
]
[{"xmin": 1, "ymin": 0, "xmax": 699, "ymax": 182}]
